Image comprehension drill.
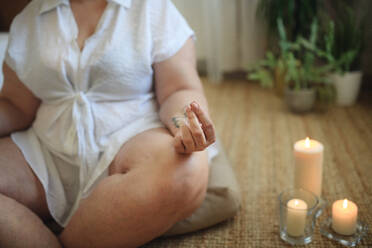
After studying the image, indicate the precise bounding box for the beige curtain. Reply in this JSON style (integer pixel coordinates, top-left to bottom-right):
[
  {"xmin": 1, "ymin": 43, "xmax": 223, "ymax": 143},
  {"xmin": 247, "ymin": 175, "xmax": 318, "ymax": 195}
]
[{"xmin": 173, "ymin": 0, "xmax": 267, "ymax": 82}]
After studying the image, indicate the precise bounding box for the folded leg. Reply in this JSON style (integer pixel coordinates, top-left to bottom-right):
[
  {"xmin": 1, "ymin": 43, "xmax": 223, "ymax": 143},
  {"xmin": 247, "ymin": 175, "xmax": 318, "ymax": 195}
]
[
  {"xmin": 0, "ymin": 137, "xmax": 61, "ymax": 248},
  {"xmin": 59, "ymin": 128, "xmax": 209, "ymax": 248}
]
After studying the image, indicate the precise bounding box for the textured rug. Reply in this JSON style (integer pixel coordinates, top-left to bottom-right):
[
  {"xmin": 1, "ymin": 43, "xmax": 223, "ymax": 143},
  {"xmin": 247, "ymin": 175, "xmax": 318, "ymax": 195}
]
[{"xmin": 142, "ymin": 80, "xmax": 372, "ymax": 248}]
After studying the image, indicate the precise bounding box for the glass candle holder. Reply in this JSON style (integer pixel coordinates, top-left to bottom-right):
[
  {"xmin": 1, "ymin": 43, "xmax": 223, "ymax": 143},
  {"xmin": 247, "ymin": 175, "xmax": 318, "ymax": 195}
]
[
  {"xmin": 320, "ymin": 217, "xmax": 369, "ymax": 247},
  {"xmin": 279, "ymin": 188, "xmax": 319, "ymax": 245}
]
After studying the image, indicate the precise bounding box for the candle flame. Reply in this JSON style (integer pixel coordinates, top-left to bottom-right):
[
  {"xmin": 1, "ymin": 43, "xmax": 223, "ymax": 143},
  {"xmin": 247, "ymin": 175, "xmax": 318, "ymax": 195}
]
[
  {"xmin": 294, "ymin": 200, "xmax": 299, "ymax": 206},
  {"xmin": 305, "ymin": 137, "xmax": 310, "ymax": 148},
  {"xmin": 343, "ymin": 199, "xmax": 348, "ymax": 208}
]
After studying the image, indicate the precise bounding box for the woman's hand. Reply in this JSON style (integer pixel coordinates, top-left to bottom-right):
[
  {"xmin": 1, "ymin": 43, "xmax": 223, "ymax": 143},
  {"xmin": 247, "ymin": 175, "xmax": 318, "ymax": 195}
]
[{"xmin": 173, "ymin": 101, "xmax": 216, "ymax": 154}]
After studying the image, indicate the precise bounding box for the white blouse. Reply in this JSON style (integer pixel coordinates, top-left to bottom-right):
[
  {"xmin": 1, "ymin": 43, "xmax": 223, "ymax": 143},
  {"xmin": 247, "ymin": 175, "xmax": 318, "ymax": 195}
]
[{"xmin": 5, "ymin": 0, "xmax": 195, "ymax": 227}]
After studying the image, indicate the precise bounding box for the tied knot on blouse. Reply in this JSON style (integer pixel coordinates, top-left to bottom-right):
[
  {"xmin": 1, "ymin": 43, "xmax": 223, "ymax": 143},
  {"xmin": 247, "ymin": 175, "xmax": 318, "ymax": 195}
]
[
  {"xmin": 74, "ymin": 91, "xmax": 88, "ymax": 107},
  {"xmin": 69, "ymin": 90, "xmax": 100, "ymax": 187}
]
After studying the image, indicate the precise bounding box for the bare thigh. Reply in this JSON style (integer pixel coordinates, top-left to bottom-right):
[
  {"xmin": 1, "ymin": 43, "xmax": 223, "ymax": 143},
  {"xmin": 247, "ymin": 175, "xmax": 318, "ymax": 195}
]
[
  {"xmin": 108, "ymin": 127, "xmax": 208, "ymax": 175},
  {"xmin": 0, "ymin": 137, "xmax": 50, "ymax": 220}
]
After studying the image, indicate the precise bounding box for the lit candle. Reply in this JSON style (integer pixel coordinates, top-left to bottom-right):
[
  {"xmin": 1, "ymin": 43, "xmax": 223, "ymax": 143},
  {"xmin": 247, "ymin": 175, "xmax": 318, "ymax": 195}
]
[
  {"xmin": 332, "ymin": 199, "xmax": 358, "ymax": 235},
  {"xmin": 294, "ymin": 137, "xmax": 324, "ymax": 197},
  {"xmin": 286, "ymin": 199, "xmax": 308, "ymax": 237}
]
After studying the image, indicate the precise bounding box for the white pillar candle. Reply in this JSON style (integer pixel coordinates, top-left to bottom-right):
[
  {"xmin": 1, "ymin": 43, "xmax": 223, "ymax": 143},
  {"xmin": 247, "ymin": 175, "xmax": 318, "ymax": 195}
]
[
  {"xmin": 286, "ymin": 199, "xmax": 308, "ymax": 237},
  {"xmin": 332, "ymin": 199, "xmax": 358, "ymax": 235},
  {"xmin": 294, "ymin": 137, "xmax": 324, "ymax": 197}
]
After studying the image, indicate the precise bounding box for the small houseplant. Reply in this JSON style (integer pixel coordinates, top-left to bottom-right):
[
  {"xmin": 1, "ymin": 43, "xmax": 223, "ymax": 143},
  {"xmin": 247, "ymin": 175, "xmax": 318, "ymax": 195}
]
[
  {"xmin": 318, "ymin": 3, "xmax": 366, "ymax": 106},
  {"xmin": 249, "ymin": 18, "xmax": 334, "ymax": 113},
  {"xmin": 281, "ymin": 19, "xmax": 334, "ymax": 112},
  {"xmin": 255, "ymin": 0, "xmax": 319, "ymax": 96}
]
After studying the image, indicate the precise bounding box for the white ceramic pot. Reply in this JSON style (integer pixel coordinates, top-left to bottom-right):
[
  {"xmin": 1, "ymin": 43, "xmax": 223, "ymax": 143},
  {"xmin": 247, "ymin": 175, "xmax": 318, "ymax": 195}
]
[{"xmin": 330, "ymin": 71, "xmax": 362, "ymax": 106}]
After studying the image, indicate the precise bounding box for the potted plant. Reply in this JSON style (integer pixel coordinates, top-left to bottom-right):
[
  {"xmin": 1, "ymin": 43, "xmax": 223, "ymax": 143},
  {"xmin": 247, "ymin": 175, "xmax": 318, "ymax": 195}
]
[
  {"xmin": 256, "ymin": 0, "xmax": 320, "ymax": 96},
  {"xmin": 249, "ymin": 18, "xmax": 334, "ymax": 113},
  {"xmin": 281, "ymin": 19, "xmax": 319, "ymax": 113},
  {"xmin": 318, "ymin": 3, "xmax": 366, "ymax": 106}
]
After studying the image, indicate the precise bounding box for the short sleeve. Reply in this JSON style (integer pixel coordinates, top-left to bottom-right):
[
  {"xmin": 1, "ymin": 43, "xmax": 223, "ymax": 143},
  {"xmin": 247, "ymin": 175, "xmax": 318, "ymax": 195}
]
[
  {"xmin": 4, "ymin": 8, "xmax": 32, "ymax": 81},
  {"xmin": 150, "ymin": 0, "xmax": 195, "ymax": 63},
  {"xmin": 5, "ymin": 25, "xmax": 19, "ymax": 73}
]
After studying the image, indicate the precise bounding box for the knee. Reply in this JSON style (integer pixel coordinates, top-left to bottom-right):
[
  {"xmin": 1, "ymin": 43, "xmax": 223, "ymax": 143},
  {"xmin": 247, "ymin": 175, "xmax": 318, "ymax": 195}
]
[
  {"xmin": 109, "ymin": 128, "xmax": 209, "ymax": 221},
  {"xmin": 150, "ymin": 152, "xmax": 209, "ymax": 221}
]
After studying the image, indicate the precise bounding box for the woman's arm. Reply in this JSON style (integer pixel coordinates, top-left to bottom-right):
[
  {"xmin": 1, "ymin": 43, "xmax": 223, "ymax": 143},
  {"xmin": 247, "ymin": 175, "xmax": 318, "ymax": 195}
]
[
  {"xmin": 0, "ymin": 63, "xmax": 40, "ymax": 137},
  {"xmin": 154, "ymin": 38, "xmax": 215, "ymax": 154}
]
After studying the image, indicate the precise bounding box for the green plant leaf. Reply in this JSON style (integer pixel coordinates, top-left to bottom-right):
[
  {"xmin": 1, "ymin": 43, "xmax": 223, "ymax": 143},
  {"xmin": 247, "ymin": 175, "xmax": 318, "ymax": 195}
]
[{"xmin": 248, "ymin": 69, "xmax": 274, "ymax": 88}]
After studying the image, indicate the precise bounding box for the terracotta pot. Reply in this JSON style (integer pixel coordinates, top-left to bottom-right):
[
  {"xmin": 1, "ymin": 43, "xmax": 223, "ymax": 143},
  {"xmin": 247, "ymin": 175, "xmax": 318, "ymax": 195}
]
[
  {"xmin": 284, "ymin": 88, "xmax": 316, "ymax": 113},
  {"xmin": 329, "ymin": 71, "xmax": 362, "ymax": 106}
]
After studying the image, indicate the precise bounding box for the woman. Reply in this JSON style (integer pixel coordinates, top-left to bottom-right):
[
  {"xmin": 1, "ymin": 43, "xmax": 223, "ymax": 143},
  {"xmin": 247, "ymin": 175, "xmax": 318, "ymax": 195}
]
[{"xmin": 0, "ymin": 0, "xmax": 216, "ymax": 247}]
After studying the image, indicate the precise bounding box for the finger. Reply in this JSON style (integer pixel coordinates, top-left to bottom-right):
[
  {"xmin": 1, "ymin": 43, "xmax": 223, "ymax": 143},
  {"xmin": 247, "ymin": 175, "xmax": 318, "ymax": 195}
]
[
  {"xmin": 181, "ymin": 124, "xmax": 195, "ymax": 153},
  {"xmin": 186, "ymin": 106, "xmax": 206, "ymax": 149},
  {"xmin": 190, "ymin": 102, "xmax": 216, "ymax": 144},
  {"xmin": 174, "ymin": 132, "xmax": 186, "ymax": 153}
]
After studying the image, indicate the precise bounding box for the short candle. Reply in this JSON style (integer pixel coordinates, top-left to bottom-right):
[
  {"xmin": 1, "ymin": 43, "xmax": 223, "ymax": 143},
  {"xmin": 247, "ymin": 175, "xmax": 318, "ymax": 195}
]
[
  {"xmin": 332, "ymin": 199, "xmax": 358, "ymax": 235},
  {"xmin": 286, "ymin": 199, "xmax": 308, "ymax": 237},
  {"xmin": 294, "ymin": 137, "xmax": 324, "ymax": 197}
]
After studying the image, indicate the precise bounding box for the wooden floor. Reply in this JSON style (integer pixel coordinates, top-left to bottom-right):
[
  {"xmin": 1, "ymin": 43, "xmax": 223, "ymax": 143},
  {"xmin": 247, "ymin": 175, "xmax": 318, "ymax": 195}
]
[{"xmin": 144, "ymin": 79, "xmax": 372, "ymax": 247}]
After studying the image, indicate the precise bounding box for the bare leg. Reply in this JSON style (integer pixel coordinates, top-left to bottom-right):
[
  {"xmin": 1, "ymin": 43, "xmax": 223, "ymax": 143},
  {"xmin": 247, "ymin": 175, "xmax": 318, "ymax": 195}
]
[
  {"xmin": 0, "ymin": 194, "xmax": 62, "ymax": 248},
  {"xmin": 60, "ymin": 128, "xmax": 209, "ymax": 248},
  {"xmin": 0, "ymin": 137, "xmax": 62, "ymax": 248}
]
